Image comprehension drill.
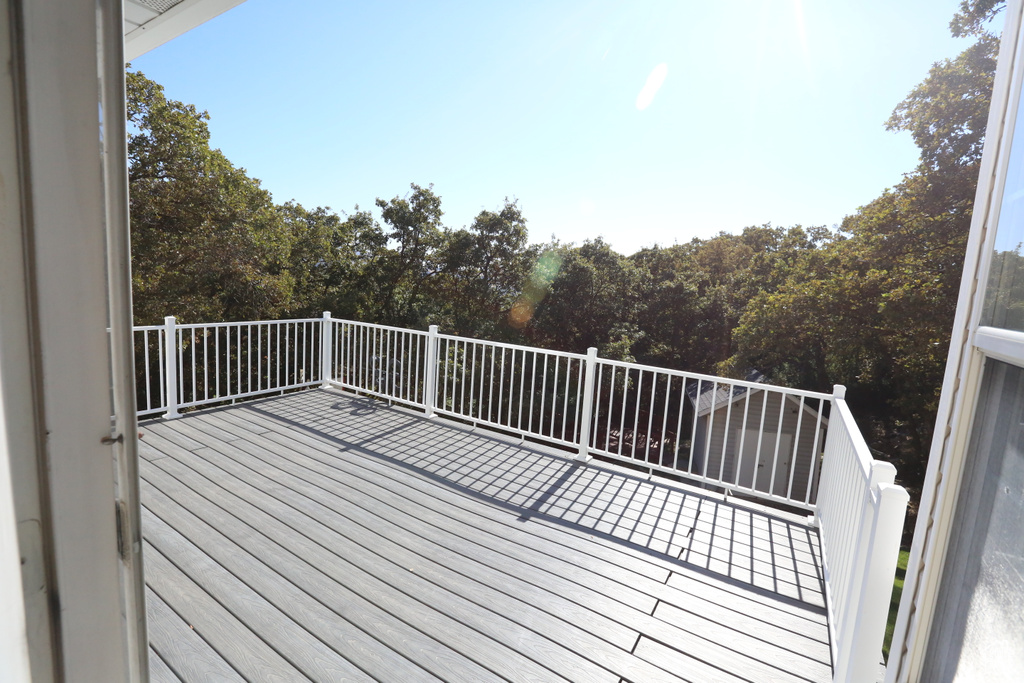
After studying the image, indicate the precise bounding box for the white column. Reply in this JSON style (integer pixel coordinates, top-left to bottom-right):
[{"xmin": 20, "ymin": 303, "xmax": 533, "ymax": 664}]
[
  {"xmin": 576, "ymin": 347, "xmax": 598, "ymax": 462},
  {"xmin": 163, "ymin": 316, "xmax": 180, "ymax": 419},
  {"xmin": 321, "ymin": 312, "xmax": 333, "ymax": 388},
  {"xmin": 843, "ymin": 482, "xmax": 909, "ymax": 683},
  {"xmin": 833, "ymin": 461, "xmax": 900, "ymax": 682},
  {"xmin": 424, "ymin": 325, "xmax": 439, "ymax": 417}
]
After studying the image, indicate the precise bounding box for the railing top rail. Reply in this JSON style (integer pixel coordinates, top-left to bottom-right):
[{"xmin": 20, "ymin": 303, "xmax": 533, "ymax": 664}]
[
  {"xmin": 435, "ymin": 332, "xmax": 588, "ymax": 361},
  {"xmin": 174, "ymin": 317, "xmax": 321, "ymax": 329},
  {"xmin": 329, "ymin": 318, "xmax": 430, "ymax": 336},
  {"xmin": 132, "ymin": 324, "xmax": 163, "ymax": 332},
  {"xmin": 595, "ymin": 356, "xmax": 835, "ymax": 401},
  {"xmin": 831, "ymin": 397, "xmax": 874, "ymax": 481}
]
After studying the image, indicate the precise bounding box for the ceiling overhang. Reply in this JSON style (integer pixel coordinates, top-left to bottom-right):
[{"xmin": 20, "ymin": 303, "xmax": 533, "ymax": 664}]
[{"xmin": 124, "ymin": 0, "xmax": 247, "ymax": 61}]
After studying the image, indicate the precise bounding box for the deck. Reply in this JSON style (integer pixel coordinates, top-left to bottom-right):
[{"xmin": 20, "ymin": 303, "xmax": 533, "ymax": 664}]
[{"xmin": 139, "ymin": 388, "xmax": 832, "ymax": 682}]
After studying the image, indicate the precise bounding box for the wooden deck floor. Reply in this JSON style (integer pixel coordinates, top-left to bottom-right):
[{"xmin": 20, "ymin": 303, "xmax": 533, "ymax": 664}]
[{"xmin": 139, "ymin": 388, "xmax": 832, "ymax": 683}]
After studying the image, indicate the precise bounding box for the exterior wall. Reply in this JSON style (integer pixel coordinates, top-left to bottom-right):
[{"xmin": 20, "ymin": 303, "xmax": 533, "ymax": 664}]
[{"xmin": 694, "ymin": 391, "xmax": 823, "ymax": 504}]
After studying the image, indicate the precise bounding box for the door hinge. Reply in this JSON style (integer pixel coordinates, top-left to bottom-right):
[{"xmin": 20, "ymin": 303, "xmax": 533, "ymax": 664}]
[{"xmin": 115, "ymin": 500, "xmax": 129, "ymax": 560}]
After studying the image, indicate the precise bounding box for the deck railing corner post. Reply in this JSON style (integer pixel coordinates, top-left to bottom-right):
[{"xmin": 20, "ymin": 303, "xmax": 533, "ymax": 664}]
[
  {"xmin": 321, "ymin": 311, "xmax": 333, "ymax": 388},
  {"xmin": 163, "ymin": 315, "xmax": 180, "ymax": 419},
  {"xmin": 832, "ymin": 384, "xmax": 847, "ymax": 400},
  {"xmin": 424, "ymin": 324, "xmax": 439, "ymax": 417},
  {"xmin": 839, "ymin": 480, "xmax": 909, "ymax": 683},
  {"xmin": 575, "ymin": 347, "xmax": 598, "ymax": 462}
]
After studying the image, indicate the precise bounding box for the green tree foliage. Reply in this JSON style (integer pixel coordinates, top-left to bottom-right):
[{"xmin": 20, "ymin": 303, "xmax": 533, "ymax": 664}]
[
  {"xmin": 128, "ymin": 70, "xmax": 294, "ymax": 324},
  {"xmin": 364, "ymin": 184, "xmax": 446, "ymax": 327},
  {"xmin": 431, "ymin": 200, "xmax": 537, "ymax": 338},
  {"xmin": 525, "ymin": 239, "xmax": 644, "ymax": 358},
  {"xmin": 726, "ymin": 5, "xmax": 1000, "ymax": 489},
  {"xmin": 127, "ymin": 0, "xmax": 1000, "ymax": 499}
]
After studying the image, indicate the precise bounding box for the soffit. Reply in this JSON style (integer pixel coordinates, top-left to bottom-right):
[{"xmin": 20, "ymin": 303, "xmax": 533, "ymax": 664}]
[{"xmin": 124, "ymin": 0, "xmax": 247, "ymax": 61}]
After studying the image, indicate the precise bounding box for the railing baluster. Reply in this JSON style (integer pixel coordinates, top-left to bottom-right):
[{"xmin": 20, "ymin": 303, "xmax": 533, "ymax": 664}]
[
  {"xmin": 478, "ymin": 344, "xmax": 487, "ymax": 422},
  {"xmin": 733, "ymin": 389, "xmax": 751, "ymax": 487},
  {"xmin": 658, "ymin": 375, "xmax": 671, "ymax": 466},
  {"xmin": 631, "ymin": 370, "xmax": 643, "ymax": 461},
  {"xmin": 498, "ymin": 347, "xmax": 507, "ymax": 425},
  {"xmin": 487, "ymin": 346, "xmax": 496, "ymax": 423},
  {"xmin": 719, "ymin": 380, "xmax": 734, "ymax": 481},
  {"xmin": 805, "ymin": 398, "xmax": 825, "ymax": 505},
  {"xmin": 468, "ymin": 341, "xmax": 476, "ymax": 418},
  {"xmin": 539, "ymin": 354, "xmax": 548, "ymax": 437},
  {"xmin": 517, "ymin": 349, "xmax": 526, "ymax": 432},
  {"xmin": 786, "ymin": 396, "xmax": 806, "ymax": 501},
  {"xmin": 768, "ymin": 391, "xmax": 786, "ymax": 496},
  {"xmin": 645, "ymin": 371, "xmax": 656, "ymax": 463},
  {"xmin": 752, "ymin": 389, "xmax": 768, "ymax": 491},
  {"xmin": 618, "ymin": 368, "xmax": 628, "ymax": 457},
  {"xmin": 673, "ymin": 378, "xmax": 686, "ymax": 470},
  {"xmin": 591, "ymin": 362, "xmax": 603, "ymax": 448}
]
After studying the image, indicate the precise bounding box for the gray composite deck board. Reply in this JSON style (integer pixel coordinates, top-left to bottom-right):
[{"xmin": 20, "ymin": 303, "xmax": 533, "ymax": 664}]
[
  {"xmin": 142, "ymin": 388, "xmax": 832, "ymax": 682},
  {"xmin": 146, "ymin": 588, "xmax": 243, "ymax": 682},
  {"xmin": 142, "ymin": 458, "xmax": 583, "ymax": 683},
  {"xmin": 146, "ymin": 647, "xmax": 183, "ymax": 683},
  {"xmin": 179, "ymin": 413, "xmax": 826, "ymax": 681}
]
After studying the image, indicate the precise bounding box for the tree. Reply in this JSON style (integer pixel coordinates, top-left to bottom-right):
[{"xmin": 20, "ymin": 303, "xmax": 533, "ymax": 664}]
[
  {"xmin": 725, "ymin": 4, "xmax": 1000, "ymax": 491},
  {"xmin": 128, "ymin": 69, "xmax": 293, "ymax": 324},
  {"xmin": 365, "ymin": 184, "xmax": 446, "ymax": 326},
  {"xmin": 430, "ymin": 199, "xmax": 537, "ymax": 338},
  {"xmin": 526, "ymin": 239, "xmax": 643, "ymax": 357}
]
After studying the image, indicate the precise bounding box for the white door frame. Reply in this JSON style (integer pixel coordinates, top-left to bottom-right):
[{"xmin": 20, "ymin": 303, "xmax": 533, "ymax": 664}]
[{"xmin": 0, "ymin": 0, "xmax": 147, "ymax": 680}]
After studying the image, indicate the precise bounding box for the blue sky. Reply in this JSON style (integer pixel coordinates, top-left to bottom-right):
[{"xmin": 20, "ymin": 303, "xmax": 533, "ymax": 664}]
[{"xmin": 133, "ymin": 0, "xmax": 989, "ymax": 255}]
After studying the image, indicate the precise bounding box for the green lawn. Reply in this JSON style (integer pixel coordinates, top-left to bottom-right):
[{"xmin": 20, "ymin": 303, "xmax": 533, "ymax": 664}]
[{"xmin": 883, "ymin": 549, "xmax": 910, "ymax": 661}]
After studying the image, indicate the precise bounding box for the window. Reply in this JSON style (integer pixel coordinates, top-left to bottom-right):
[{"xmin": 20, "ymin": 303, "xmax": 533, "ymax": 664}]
[{"xmin": 923, "ymin": 360, "xmax": 1024, "ymax": 681}]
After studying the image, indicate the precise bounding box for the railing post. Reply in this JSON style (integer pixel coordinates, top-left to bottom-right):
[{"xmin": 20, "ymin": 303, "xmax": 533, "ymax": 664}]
[
  {"xmin": 840, "ymin": 481, "xmax": 909, "ymax": 683},
  {"xmin": 815, "ymin": 385, "xmax": 849, "ymax": 527},
  {"xmin": 163, "ymin": 315, "xmax": 180, "ymax": 419},
  {"xmin": 423, "ymin": 324, "xmax": 439, "ymax": 417},
  {"xmin": 320, "ymin": 311, "xmax": 333, "ymax": 388},
  {"xmin": 833, "ymin": 460, "xmax": 899, "ymax": 682},
  {"xmin": 576, "ymin": 347, "xmax": 598, "ymax": 462}
]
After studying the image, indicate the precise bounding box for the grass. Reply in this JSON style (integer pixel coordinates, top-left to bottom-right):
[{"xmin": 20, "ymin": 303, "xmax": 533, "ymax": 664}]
[{"xmin": 882, "ymin": 549, "xmax": 910, "ymax": 661}]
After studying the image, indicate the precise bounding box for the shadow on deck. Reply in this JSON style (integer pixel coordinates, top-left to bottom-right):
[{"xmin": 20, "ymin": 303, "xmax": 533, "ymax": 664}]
[{"xmin": 140, "ymin": 388, "xmax": 832, "ymax": 683}]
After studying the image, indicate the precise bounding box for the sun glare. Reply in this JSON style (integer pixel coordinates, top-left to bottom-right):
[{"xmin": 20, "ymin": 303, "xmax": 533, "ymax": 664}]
[{"xmin": 635, "ymin": 62, "xmax": 668, "ymax": 111}]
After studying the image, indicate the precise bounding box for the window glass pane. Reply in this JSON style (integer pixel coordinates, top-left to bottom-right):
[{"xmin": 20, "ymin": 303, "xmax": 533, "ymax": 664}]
[
  {"xmin": 983, "ymin": 91, "xmax": 1024, "ymax": 330},
  {"xmin": 924, "ymin": 359, "xmax": 1024, "ymax": 682}
]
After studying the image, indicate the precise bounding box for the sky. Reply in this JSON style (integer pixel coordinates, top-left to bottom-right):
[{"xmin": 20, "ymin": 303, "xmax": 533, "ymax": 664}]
[{"xmin": 133, "ymin": 0, "xmax": 992, "ymax": 255}]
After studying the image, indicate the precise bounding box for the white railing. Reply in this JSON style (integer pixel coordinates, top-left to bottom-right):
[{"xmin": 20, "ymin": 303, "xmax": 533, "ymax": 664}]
[
  {"xmin": 587, "ymin": 357, "xmax": 832, "ymax": 510},
  {"xmin": 134, "ymin": 316, "xmax": 324, "ymax": 417},
  {"xmin": 133, "ymin": 323, "xmax": 167, "ymax": 416},
  {"xmin": 433, "ymin": 332, "xmax": 590, "ymax": 450},
  {"xmin": 816, "ymin": 387, "xmax": 910, "ymax": 683},
  {"xmin": 135, "ymin": 313, "xmax": 908, "ymax": 681},
  {"xmin": 326, "ymin": 319, "xmax": 430, "ymax": 408}
]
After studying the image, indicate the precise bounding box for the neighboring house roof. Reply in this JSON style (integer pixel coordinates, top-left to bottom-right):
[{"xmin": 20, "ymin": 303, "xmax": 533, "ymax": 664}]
[
  {"xmin": 124, "ymin": 0, "xmax": 248, "ymax": 61},
  {"xmin": 686, "ymin": 369, "xmax": 828, "ymax": 424},
  {"xmin": 685, "ymin": 369, "xmax": 766, "ymax": 416}
]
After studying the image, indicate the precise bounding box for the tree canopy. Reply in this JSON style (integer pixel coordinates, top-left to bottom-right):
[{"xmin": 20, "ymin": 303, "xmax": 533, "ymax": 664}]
[{"xmin": 128, "ymin": 2, "xmax": 1001, "ymax": 507}]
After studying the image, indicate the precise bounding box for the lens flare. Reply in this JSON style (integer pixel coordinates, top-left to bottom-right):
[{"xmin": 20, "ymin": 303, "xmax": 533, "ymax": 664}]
[
  {"xmin": 636, "ymin": 63, "xmax": 668, "ymax": 111},
  {"xmin": 509, "ymin": 250, "xmax": 563, "ymax": 328}
]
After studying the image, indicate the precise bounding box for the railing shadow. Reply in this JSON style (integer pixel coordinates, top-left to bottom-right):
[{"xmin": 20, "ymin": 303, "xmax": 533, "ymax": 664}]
[{"xmin": 243, "ymin": 389, "xmax": 826, "ymax": 613}]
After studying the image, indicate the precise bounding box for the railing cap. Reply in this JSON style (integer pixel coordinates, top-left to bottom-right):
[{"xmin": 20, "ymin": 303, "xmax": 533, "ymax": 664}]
[{"xmin": 832, "ymin": 384, "xmax": 847, "ymax": 399}]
